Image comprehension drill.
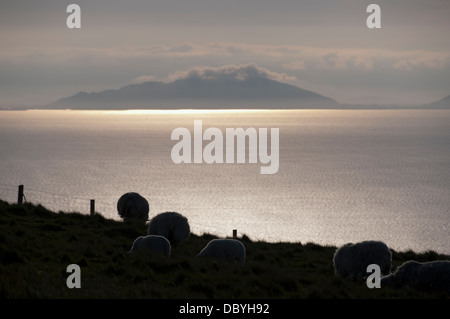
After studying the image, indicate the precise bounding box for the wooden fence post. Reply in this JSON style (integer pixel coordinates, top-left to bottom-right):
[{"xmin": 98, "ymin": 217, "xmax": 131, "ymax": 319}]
[
  {"xmin": 90, "ymin": 199, "xmax": 95, "ymax": 216},
  {"xmin": 18, "ymin": 185, "xmax": 24, "ymax": 204}
]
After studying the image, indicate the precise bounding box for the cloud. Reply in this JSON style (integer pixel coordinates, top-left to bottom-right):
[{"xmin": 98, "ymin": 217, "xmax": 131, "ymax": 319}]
[
  {"xmin": 391, "ymin": 52, "xmax": 449, "ymax": 70},
  {"xmin": 131, "ymin": 75, "xmax": 157, "ymax": 84},
  {"xmin": 169, "ymin": 44, "xmax": 194, "ymax": 53},
  {"xmin": 315, "ymin": 52, "xmax": 374, "ymax": 71},
  {"xmin": 2, "ymin": 42, "xmax": 450, "ymax": 107},
  {"xmin": 282, "ymin": 60, "xmax": 306, "ymax": 70},
  {"xmin": 168, "ymin": 64, "xmax": 297, "ymax": 83},
  {"xmin": 319, "ymin": 53, "xmax": 347, "ymax": 70},
  {"xmin": 2, "ymin": 43, "xmax": 448, "ymax": 72}
]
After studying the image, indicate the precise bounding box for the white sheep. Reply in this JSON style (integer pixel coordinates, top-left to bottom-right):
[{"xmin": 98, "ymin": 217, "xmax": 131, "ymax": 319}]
[
  {"xmin": 128, "ymin": 235, "xmax": 171, "ymax": 257},
  {"xmin": 117, "ymin": 192, "xmax": 149, "ymax": 222},
  {"xmin": 197, "ymin": 239, "xmax": 246, "ymax": 264},
  {"xmin": 333, "ymin": 240, "xmax": 392, "ymax": 280},
  {"xmin": 147, "ymin": 212, "xmax": 190, "ymax": 248},
  {"xmin": 381, "ymin": 260, "xmax": 450, "ymax": 293}
]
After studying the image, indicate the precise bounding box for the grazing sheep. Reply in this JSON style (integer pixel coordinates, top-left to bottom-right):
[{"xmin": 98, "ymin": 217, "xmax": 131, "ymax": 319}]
[
  {"xmin": 128, "ymin": 235, "xmax": 171, "ymax": 257},
  {"xmin": 381, "ymin": 260, "xmax": 450, "ymax": 293},
  {"xmin": 147, "ymin": 212, "xmax": 190, "ymax": 248},
  {"xmin": 117, "ymin": 192, "xmax": 149, "ymax": 222},
  {"xmin": 197, "ymin": 239, "xmax": 246, "ymax": 264},
  {"xmin": 333, "ymin": 240, "xmax": 392, "ymax": 280}
]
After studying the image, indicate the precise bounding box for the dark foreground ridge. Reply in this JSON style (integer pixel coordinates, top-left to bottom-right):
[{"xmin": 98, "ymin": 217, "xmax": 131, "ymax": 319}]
[{"xmin": 0, "ymin": 200, "xmax": 448, "ymax": 299}]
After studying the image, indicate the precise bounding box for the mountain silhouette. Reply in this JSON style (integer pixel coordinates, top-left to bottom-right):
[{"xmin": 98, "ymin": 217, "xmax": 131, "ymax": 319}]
[
  {"xmin": 423, "ymin": 95, "xmax": 450, "ymax": 109},
  {"xmin": 44, "ymin": 66, "xmax": 340, "ymax": 110},
  {"xmin": 38, "ymin": 64, "xmax": 450, "ymax": 110}
]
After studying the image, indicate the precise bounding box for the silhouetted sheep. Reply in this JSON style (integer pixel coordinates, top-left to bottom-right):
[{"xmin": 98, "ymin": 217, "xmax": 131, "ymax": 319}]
[
  {"xmin": 128, "ymin": 235, "xmax": 171, "ymax": 257},
  {"xmin": 333, "ymin": 240, "xmax": 392, "ymax": 280},
  {"xmin": 381, "ymin": 260, "xmax": 450, "ymax": 293},
  {"xmin": 117, "ymin": 192, "xmax": 149, "ymax": 222},
  {"xmin": 197, "ymin": 239, "xmax": 246, "ymax": 263},
  {"xmin": 147, "ymin": 212, "xmax": 190, "ymax": 248}
]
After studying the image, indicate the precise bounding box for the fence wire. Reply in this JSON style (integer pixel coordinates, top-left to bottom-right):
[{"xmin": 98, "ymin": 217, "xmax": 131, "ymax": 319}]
[{"xmin": 0, "ymin": 183, "xmax": 233, "ymax": 237}]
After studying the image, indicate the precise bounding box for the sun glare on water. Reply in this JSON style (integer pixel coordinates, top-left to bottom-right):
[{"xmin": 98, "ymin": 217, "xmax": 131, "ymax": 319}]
[{"xmin": 111, "ymin": 109, "xmax": 273, "ymax": 115}]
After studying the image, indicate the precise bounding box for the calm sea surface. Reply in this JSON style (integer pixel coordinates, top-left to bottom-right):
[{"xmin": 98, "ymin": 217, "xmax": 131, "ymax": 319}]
[{"xmin": 0, "ymin": 109, "xmax": 449, "ymax": 255}]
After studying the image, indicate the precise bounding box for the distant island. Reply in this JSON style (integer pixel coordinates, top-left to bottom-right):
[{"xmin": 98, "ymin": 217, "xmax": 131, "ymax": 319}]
[
  {"xmin": 424, "ymin": 95, "xmax": 450, "ymax": 109},
  {"xmin": 43, "ymin": 65, "xmax": 340, "ymax": 110},
  {"xmin": 4, "ymin": 65, "xmax": 450, "ymax": 110}
]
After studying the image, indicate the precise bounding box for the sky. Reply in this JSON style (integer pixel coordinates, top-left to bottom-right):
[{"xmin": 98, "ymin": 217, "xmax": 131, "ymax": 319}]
[{"xmin": 1, "ymin": 0, "xmax": 450, "ymax": 107}]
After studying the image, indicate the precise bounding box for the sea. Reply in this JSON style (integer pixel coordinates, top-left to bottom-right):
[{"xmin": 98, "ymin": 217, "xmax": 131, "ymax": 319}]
[{"xmin": 0, "ymin": 109, "xmax": 449, "ymax": 255}]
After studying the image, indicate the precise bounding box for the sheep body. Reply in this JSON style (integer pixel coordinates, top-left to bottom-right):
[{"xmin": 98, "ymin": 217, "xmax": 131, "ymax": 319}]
[
  {"xmin": 117, "ymin": 192, "xmax": 149, "ymax": 222},
  {"xmin": 381, "ymin": 260, "xmax": 450, "ymax": 293},
  {"xmin": 128, "ymin": 235, "xmax": 171, "ymax": 257},
  {"xmin": 147, "ymin": 212, "xmax": 190, "ymax": 248},
  {"xmin": 333, "ymin": 240, "xmax": 392, "ymax": 280},
  {"xmin": 197, "ymin": 239, "xmax": 246, "ymax": 263}
]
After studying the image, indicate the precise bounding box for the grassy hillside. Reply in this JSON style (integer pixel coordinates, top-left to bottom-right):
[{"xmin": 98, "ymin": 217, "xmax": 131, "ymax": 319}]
[{"xmin": 0, "ymin": 200, "xmax": 448, "ymax": 299}]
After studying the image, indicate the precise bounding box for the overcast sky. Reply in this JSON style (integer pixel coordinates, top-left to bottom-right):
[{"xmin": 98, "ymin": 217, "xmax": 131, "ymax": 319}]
[{"xmin": 1, "ymin": 0, "xmax": 449, "ymax": 107}]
